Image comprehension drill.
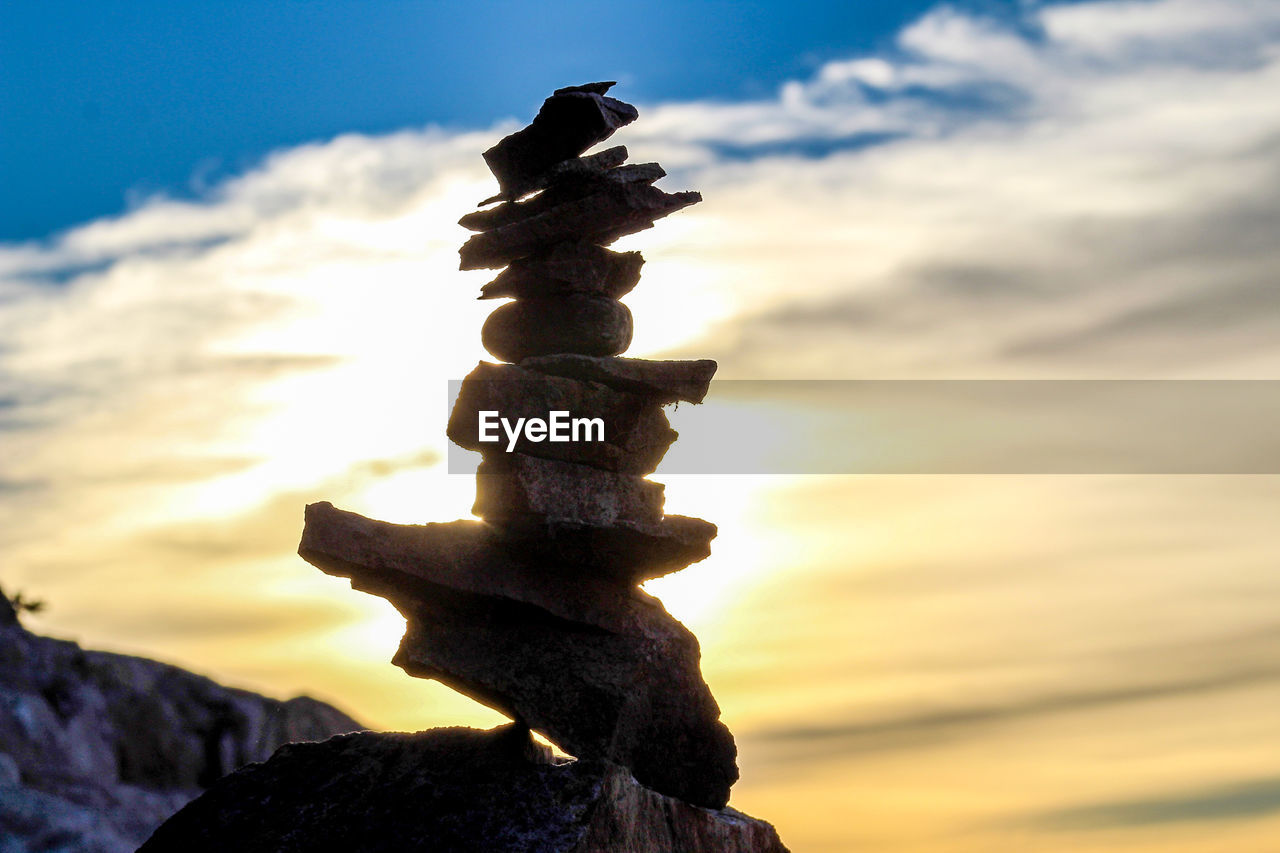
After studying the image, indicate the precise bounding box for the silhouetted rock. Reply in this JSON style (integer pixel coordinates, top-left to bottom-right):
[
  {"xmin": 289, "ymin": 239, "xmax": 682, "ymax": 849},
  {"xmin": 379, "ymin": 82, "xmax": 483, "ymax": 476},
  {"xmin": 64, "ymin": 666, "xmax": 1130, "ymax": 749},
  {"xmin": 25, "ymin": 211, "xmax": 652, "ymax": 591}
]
[
  {"xmin": 459, "ymin": 182, "xmax": 701, "ymax": 269},
  {"xmin": 448, "ymin": 361, "xmax": 676, "ymax": 474},
  {"xmin": 492, "ymin": 513, "xmax": 719, "ymax": 581},
  {"xmin": 521, "ymin": 354, "xmax": 719, "ymax": 404},
  {"xmin": 394, "ymin": 587, "xmax": 738, "ymax": 809},
  {"xmin": 480, "ymin": 145, "xmax": 630, "ymax": 205},
  {"xmin": 140, "ymin": 726, "xmax": 782, "ymax": 852},
  {"xmin": 303, "ymin": 500, "xmax": 714, "ymax": 588},
  {"xmin": 287, "ymin": 80, "xmax": 765, "ymax": 831},
  {"xmin": 480, "ymin": 240, "xmax": 644, "ymax": 301},
  {"xmin": 299, "ymin": 502, "xmax": 649, "ymax": 631},
  {"xmin": 0, "ymin": 613, "xmax": 361, "ymax": 853},
  {"xmin": 483, "ymin": 83, "xmax": 639, "ymax": 201},
  {"xmin": 461, "ymin": 162, "xmax": 666, "ymax": 232},
  {"xmin": 481, "ymin": 294, "xmax": 633, "ymax": 362},
  {"xmin": 474, "ymin": 454, "xmax": 664, "ymax": 529}
]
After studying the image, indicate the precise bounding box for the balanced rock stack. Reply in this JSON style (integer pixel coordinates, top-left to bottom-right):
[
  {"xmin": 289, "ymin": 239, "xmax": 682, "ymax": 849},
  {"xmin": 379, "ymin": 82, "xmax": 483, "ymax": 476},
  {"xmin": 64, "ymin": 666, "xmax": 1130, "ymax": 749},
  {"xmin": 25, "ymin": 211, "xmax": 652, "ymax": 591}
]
[{"xmin": 143, "ymin": 84, "xmax": 786, "ymax": 852}]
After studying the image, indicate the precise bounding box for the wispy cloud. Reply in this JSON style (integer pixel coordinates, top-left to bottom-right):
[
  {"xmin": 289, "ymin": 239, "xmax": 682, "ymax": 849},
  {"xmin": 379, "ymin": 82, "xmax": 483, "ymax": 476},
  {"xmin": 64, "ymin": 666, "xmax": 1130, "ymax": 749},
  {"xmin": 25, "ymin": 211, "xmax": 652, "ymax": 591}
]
[
  {"xmin": 1, "ymin": 9, "xmax": 1279, "ymax": 848},
  {"xmin": 1028, "ymin": 775, "xmax": 1280, "ymax": 830}
]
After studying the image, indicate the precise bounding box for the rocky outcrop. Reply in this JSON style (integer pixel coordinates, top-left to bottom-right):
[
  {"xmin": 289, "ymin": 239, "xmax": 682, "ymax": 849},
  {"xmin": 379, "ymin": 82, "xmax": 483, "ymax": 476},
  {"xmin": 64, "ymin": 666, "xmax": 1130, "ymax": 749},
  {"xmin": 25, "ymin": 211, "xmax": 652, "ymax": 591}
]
[
  {"xmin": 0, "ymin": 597, "xmax": 362, "ymax": 853},
  {"xmin": 139, "ymin": 725, "xmax": 787, "ymax": 853}
]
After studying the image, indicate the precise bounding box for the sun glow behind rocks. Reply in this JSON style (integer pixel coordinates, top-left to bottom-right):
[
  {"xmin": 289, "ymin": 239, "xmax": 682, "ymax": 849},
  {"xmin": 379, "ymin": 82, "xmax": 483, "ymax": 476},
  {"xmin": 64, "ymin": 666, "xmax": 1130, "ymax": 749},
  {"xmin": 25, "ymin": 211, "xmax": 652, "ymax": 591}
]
[{"xmin": 4, "ymin": 1, "xmax": 1280, "ymax": 848}]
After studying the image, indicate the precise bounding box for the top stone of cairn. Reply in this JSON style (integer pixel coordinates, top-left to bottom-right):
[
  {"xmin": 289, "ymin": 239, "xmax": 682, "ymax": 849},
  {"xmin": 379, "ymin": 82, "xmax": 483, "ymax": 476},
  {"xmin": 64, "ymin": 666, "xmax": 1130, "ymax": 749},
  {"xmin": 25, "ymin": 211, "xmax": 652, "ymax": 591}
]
[{"xmin": 482, "ymin": 81, "xmax": 640, "ymax": 202}]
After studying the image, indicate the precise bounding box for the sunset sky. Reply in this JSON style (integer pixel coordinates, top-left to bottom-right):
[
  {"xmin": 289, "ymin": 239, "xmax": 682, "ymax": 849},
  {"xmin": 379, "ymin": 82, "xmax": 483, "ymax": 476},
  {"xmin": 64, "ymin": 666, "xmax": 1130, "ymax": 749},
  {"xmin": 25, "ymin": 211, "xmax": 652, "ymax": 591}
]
[{"xmin": 4, "ymin": 1, "xmax": 1280, "ymax": 850}]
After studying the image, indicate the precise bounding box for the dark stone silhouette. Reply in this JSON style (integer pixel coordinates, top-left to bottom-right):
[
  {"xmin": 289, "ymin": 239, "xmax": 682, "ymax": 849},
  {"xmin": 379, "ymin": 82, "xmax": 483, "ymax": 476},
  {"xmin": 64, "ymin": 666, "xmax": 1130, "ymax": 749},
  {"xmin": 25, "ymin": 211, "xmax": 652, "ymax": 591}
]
[
  {"xmin": 520, "ymin": 354, "xmax": 719, "ymax": 404},
  {"xmin": 448, "ymin": 361, "xmax": 677, "ymax": 474},
  {"xmin": 139, "ymin": 726, "xmax": 787, "ymax": 853},
  {"xmin": 147, "ymin": 81, "xmax": 783, "ymax": 849},
  {"xmin": 479, "ymin": 240, "xmax": 644, "ymax": 301},
  {"xmin": 459, "ymin": 182, "xmax": 700, "ymax": 269},
  {"xmin": 481, "ymin": 294, "xmax": 634, "ymax": 361},
  {"xmin": 482, "ymin": 81, "xmax": 639, "ymax": 201},
  {"xmin": 474, "ymin": 453, "xmax": 665, "ymax": 528}
]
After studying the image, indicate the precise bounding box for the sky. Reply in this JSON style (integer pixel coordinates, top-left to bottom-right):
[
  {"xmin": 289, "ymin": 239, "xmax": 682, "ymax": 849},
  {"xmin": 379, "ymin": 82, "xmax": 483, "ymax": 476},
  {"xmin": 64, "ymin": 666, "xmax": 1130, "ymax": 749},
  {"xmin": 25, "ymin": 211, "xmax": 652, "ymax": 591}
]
[
  {"xmin": 4, "ymin": 1, "xmax": 1280, "ymax": 851},
  {"xmin": 1, "ymin": 0, "xmax": 968, "ymax": 240}
]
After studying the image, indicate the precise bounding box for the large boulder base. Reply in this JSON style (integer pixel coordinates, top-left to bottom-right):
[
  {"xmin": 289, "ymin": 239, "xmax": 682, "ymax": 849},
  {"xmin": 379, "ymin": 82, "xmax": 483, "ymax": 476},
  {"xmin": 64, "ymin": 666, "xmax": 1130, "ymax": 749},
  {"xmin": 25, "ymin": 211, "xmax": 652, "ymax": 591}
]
[{"xmin": 139, "ymin": 726, "xmax": 786, "ymax": 853}]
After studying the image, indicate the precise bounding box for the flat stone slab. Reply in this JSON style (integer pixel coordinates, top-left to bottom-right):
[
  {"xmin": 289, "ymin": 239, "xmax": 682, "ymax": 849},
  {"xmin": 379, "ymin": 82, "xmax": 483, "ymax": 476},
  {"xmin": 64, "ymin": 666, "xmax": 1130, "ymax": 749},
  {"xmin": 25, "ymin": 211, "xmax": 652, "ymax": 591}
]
[
  {"xmin": 448, "ymin": 361, "xmax": 676, "ymax": 474},
  {"xmin": 479, "ymin": 240, "xmax": 644, "ymax": 301},
  {"xmin": 479, "ymin": 145, "xmax": 629, "ymax": 206},
  {"xmin": 459, "ymin": 182, "xmax": 701, "ymax": 270},
  {"xmin": 495, "ymin": 514, "xmax": 718, "ymax": 582},
  {"xmin": 481, "ymin": 294, "xmax": 633, "ymax": 362},
  {"xmin": 461, "ymin": 162, "xmax": 665, "ymax": 233},
  {"xmin": 521, "ymin": 354, "xmax": 719, "ymax": 404},
  {"xmin": 483, "ymin": 83, "xmax": 639, "ymax": 201},
  {"xmin": 298, "ymin": 502, "xmax": 646, "ymax": 632},
  {"xmin": 139, "ymin": 727, "xmax": 777, "ymax": 851}
]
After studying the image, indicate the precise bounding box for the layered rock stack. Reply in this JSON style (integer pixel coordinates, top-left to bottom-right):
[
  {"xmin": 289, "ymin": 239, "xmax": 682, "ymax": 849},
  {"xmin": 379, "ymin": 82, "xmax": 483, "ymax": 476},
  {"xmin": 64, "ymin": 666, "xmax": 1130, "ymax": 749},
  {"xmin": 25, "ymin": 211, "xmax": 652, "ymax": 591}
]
[{"xmin": 143, "ymin": 83, "xmax": 786, "ymax": 852}]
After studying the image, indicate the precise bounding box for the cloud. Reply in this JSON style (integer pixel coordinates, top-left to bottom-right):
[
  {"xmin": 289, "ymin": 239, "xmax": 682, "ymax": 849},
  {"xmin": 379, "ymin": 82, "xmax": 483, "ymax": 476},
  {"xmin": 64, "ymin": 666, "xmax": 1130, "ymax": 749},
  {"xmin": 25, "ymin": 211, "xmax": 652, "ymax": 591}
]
[
  {"xmin": 745, "ymin": 658, "xmax": 1280, "ymax": 763},
  {"xmin": 2, "ymin": 0, "xmax": 1279, "ymax": 758},
  {"xmin": 1027, "ymin": 776, "xmax": 1280, "ymax": 830},
  {"xmin": 613, "ymin": 0, "xmax": 1280, "ymax": 379}
]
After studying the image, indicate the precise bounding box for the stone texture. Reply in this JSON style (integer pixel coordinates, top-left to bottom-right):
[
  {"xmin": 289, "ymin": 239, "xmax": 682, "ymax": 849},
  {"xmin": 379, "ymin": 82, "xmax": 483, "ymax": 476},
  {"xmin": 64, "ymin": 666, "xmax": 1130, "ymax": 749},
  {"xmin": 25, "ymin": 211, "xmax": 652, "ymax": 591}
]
[
  {"xmin": 459, "ymin": 182, "xmax": 701, "ymax": 269},
  {"xmin": 474, "ymin": 454, "xmax": 665, "ymax": 529},
  {"xmin": 448, "ymin": 361, "xmax": 676, "ymax": 474},
  {"xmin": 140, "ymin": 727, "xmax": 781, "ymax": 852},
  {"xmin": 0, "ymin": 600, "xmax": 361, "ymax": 853},
  {"xmin": 297, "ymin": 505, "xmax": 736, "ymax": 808},
  {"xmin": 490, "ymin": 512, "xmax": 719, "ymax": 582},
  {"xmin": 479, "ymin": 145, "xmax": 630, "ymax": 205},
  {"xmin": 481, "ymin": 294, "xmax": 633, "ymax": 362},
  {"xmin": 480, "ymin": 240, "xmax": 644, "ymax": 301},
  {"xmin": 521, "ymin": 353, "xmax": 719, "ymax": 404},
  {"xmin": 394, "ymin": 588, "xmax": 738, "ymax": 809},
  {"xmin": 482, "ymin": 83, "xmax": 639, "ymax": 201},
  {"xmin": 461, "ymin": 162, "xmax": 665, "ymax": 232},
  {"xmin": 299, "ymin": 501, "xmax": 650, "ymax": 633},
  {"xmin": 300, "ymin": 497, "xmax": 714, "ymax": 595}
]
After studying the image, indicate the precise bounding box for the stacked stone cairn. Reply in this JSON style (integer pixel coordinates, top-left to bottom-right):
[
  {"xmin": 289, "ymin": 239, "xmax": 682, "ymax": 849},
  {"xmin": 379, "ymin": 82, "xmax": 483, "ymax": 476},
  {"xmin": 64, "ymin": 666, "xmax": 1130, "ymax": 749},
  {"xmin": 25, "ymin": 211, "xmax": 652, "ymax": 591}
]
[{"xmin": 294, "ymin": 82, "xmax": 785, "ymax": 849}]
